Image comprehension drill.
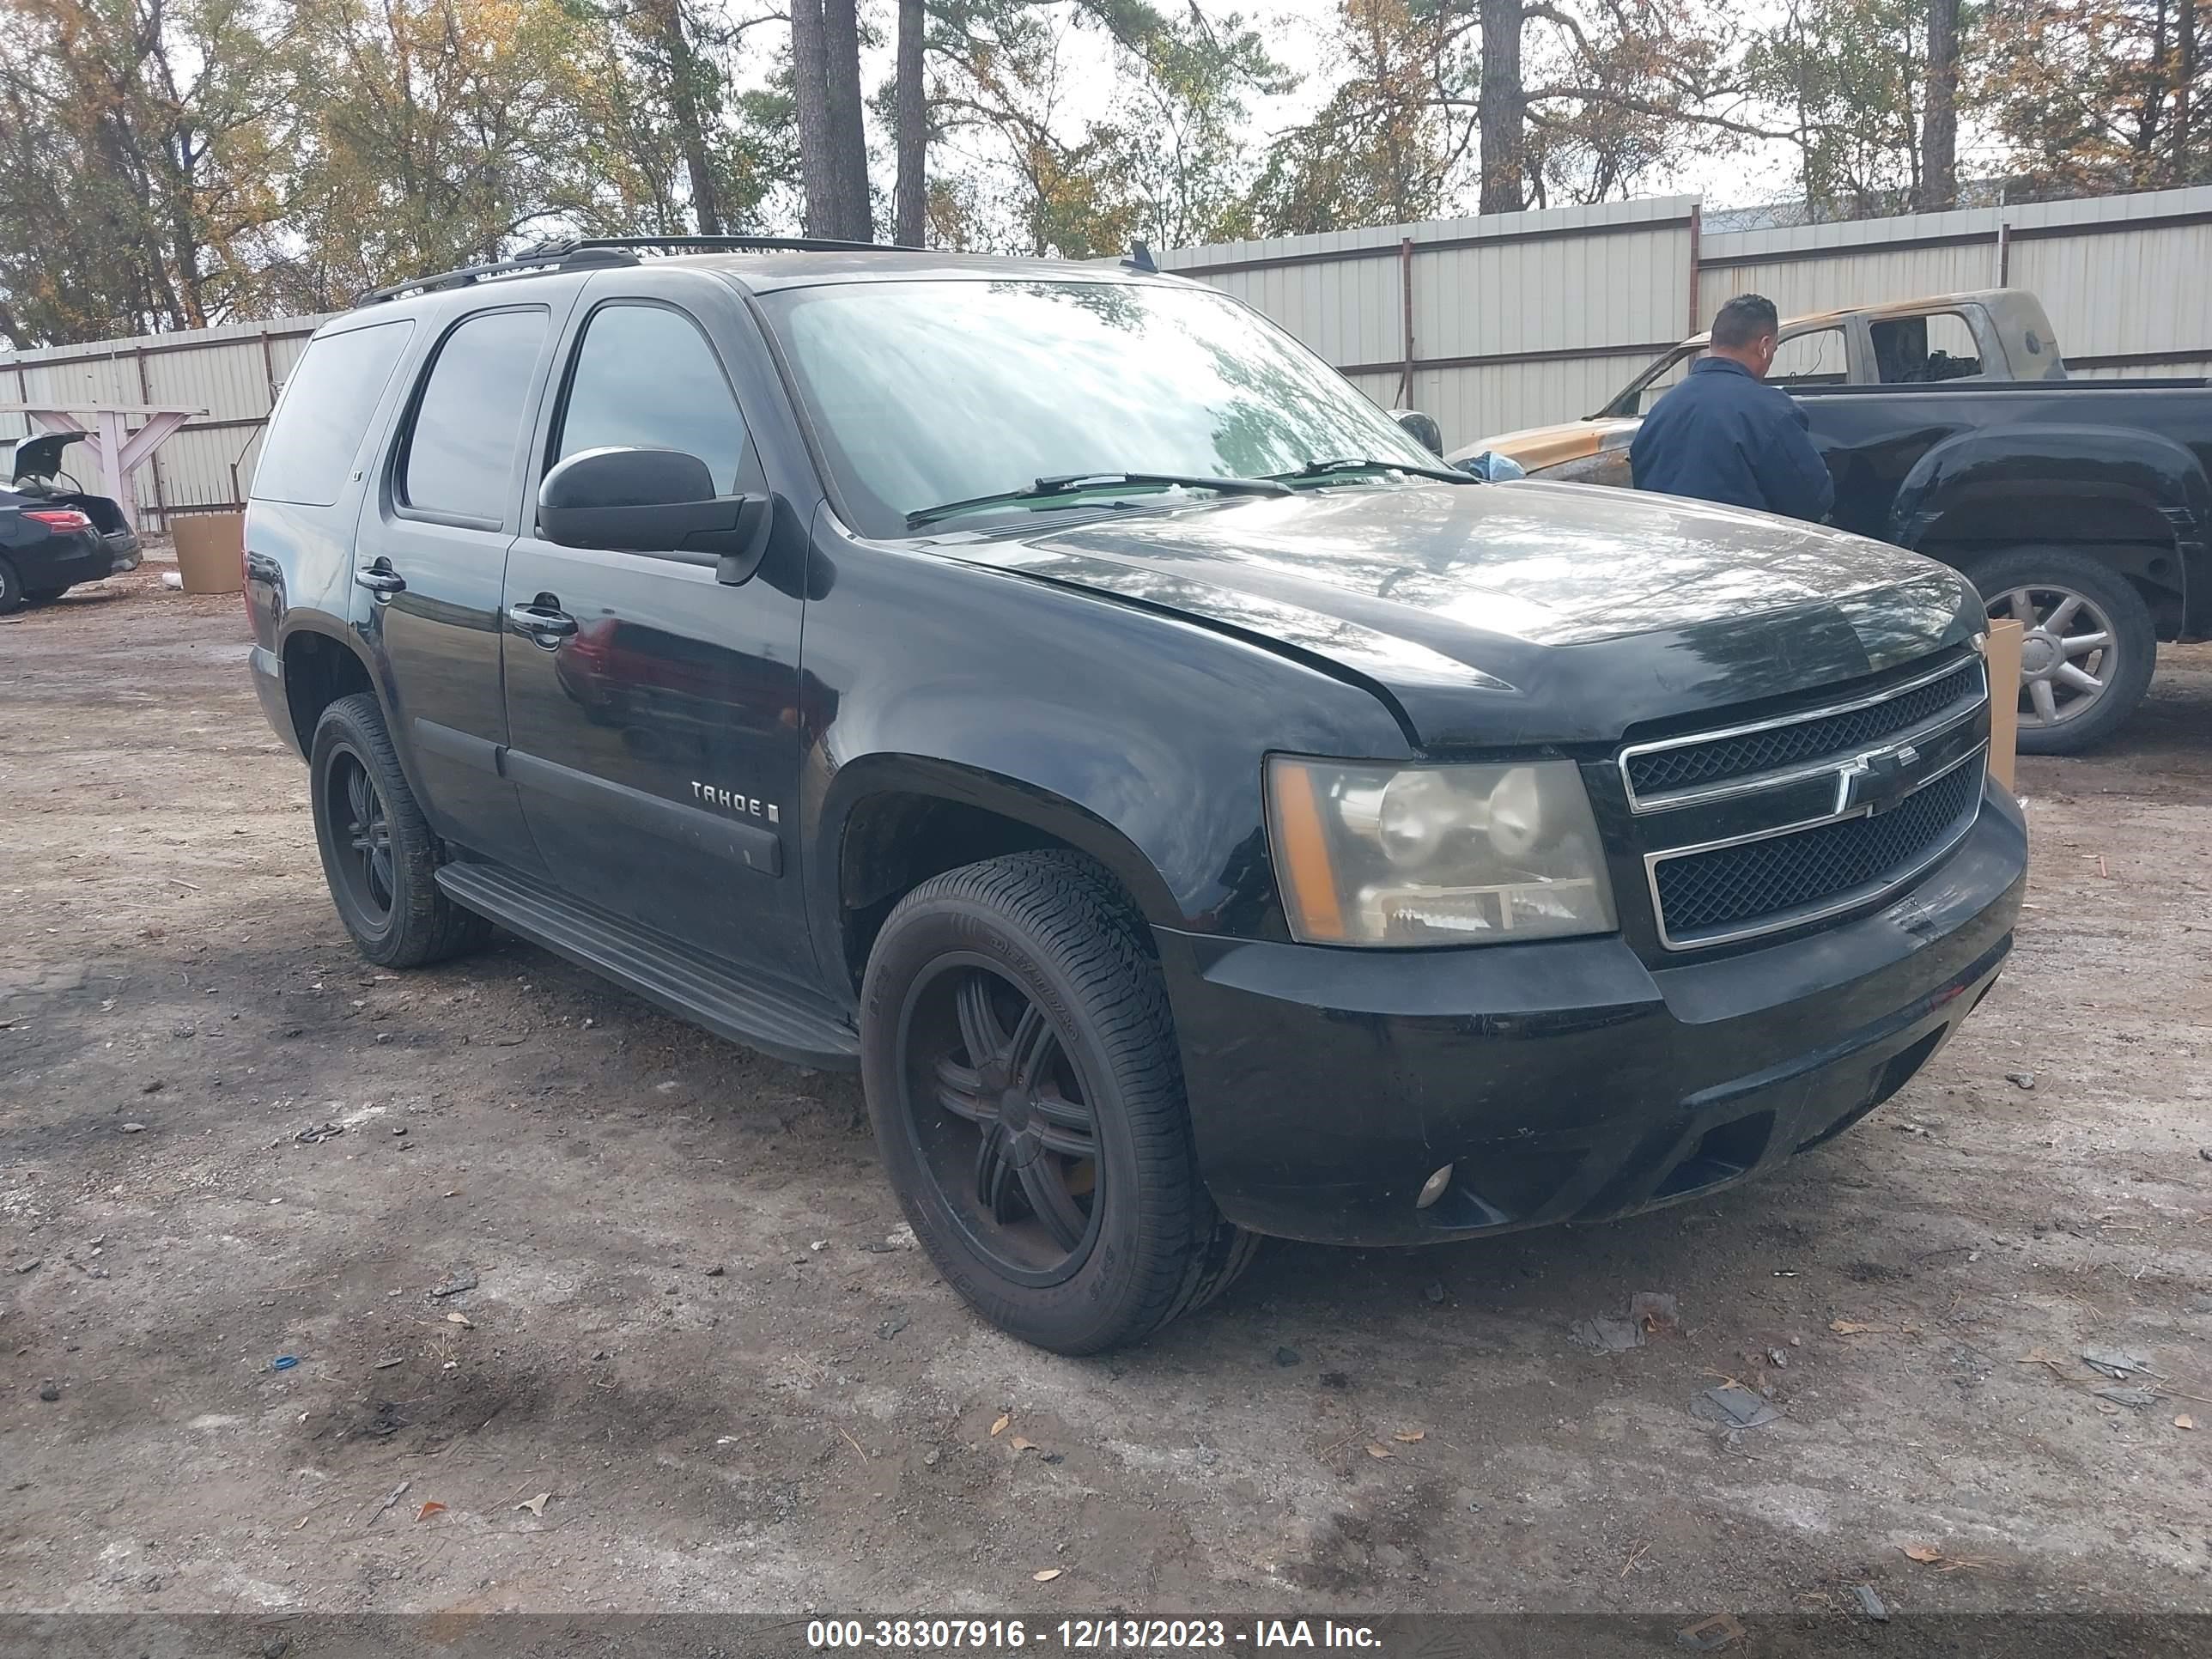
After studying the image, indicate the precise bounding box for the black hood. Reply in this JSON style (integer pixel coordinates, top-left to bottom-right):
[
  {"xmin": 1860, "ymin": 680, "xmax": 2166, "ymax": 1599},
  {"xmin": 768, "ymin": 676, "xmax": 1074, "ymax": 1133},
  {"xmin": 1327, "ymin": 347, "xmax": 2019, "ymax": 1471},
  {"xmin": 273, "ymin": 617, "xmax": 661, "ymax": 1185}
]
[
  {"xmin": 10, "ymin": 431, "xmax": 87, "ymax": 483},
  {"xmin": 942, "ymin": 478, "xmax": 1983, "ymax": 748}
]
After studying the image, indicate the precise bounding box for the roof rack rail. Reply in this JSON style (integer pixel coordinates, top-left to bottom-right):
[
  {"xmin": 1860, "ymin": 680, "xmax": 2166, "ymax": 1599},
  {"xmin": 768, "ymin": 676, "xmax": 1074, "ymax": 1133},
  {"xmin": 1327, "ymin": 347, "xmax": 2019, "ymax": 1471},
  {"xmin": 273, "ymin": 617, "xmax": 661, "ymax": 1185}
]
[
  {"xmin": 356, "ymin": 234, "xmax": 921, "ymax": 307},
  {"xmin": 549, "ymin": 235, "xmax": 920, "ymax": 256}
]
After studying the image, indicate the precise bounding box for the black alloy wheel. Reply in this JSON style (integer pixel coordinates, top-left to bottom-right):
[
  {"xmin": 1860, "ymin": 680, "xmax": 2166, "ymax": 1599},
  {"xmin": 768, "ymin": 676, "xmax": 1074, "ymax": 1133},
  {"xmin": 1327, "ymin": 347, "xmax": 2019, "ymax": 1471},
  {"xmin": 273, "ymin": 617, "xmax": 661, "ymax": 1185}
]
[
  {"xmin": 308, "ymin": 692, "xmax": 489, "ymax": 968},
  {"xmin": 901, "ymin": 958, "xmax": 1103, "ymax": 1283},
  {"xmin": 860, "ymin": 850, "xmax": 1257, "ymax": 1352},
  {"xmin": 331, "ymin": 750, "xmax": 398, "ymax": 925}
]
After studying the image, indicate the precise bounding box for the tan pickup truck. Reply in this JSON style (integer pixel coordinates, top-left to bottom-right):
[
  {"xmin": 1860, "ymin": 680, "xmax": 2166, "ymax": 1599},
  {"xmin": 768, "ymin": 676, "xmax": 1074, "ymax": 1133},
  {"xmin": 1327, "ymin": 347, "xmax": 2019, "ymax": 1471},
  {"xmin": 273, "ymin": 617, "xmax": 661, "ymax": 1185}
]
[{"xmin": 1448, "ymin": 289, "xmax": 2069, "ymax": 488}]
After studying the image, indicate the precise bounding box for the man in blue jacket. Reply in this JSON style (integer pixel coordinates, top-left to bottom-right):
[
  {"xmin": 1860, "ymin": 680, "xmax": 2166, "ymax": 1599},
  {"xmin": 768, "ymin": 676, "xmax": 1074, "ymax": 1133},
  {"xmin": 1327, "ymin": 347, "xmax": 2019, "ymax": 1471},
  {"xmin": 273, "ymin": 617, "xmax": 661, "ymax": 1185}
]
[{"xmin": 1630, "ymin": 294, "xmax": 1836, "ymax": 522}]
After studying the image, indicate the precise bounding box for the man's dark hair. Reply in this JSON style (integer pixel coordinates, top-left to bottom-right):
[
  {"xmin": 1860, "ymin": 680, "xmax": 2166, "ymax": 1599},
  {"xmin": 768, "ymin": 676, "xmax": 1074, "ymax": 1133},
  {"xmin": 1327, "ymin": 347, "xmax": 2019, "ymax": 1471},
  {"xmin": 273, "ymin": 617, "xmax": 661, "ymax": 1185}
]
[{"xmin": 1711, "ymin": 294, "xmax": 1780, "ymax": 349}]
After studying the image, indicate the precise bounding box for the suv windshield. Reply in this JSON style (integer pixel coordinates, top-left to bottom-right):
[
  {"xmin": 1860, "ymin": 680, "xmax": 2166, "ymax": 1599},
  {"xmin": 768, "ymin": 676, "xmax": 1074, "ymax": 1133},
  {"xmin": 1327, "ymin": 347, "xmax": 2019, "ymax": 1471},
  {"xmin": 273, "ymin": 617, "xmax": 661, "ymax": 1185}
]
[{"xmin": 761, "ymin": 278, "xmax": 1443, "ymax": 538}]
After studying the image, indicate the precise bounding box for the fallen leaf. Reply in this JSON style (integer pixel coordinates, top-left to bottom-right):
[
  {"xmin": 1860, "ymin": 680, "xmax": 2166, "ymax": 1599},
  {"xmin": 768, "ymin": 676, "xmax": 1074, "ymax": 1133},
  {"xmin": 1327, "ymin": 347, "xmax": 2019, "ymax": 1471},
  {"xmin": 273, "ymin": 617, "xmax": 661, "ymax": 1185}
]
[
  {"xmin": 415, "ymin": 1501, "xmax": 447, "ymax": 1522},
  {"xmin": 1010, "ymin": 1437, "xmax": 1036, "ymax": 1452},
  {"xmin": 446, "ymin": 1311, "xmax": 473, "ymax": 1328},
  {"xmin": 989, "ymin": 1413, "xmax": 1010, "ymax": 1437},
  {"xmin": 1364, "ymin": 1443, "xmax": 1395, "ymax": 1460},
  {"xmin": 1831, "ymin": 1320, "xmax": 1892, "ymax": 1335},
  {"xmin": 1032, "ymin": 1568, "xmax": 1062, "ymax": 1583},
  {"xmin": 2175, "ymin": 1415, "xmax": 2196, "ymax": 1431},
  {"xmin": 515, "ymin": 1493, "xmax": 550, "ymax": 1516},
  {"xmin": 1392, "ymin": 1430, "xmax": 1425, "ymax": 1443},
  {"xmin": 1900, "ymin": 1543, "xmax": 1944, "ymax": 1564}
]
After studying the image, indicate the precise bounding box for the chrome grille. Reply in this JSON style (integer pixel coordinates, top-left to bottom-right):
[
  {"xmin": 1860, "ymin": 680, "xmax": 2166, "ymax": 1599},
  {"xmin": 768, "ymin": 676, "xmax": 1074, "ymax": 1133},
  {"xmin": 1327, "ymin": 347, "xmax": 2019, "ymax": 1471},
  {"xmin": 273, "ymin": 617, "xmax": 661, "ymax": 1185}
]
[
  {"xmin": 1625, "ymin": 661, "xmax": 1983, "ymax": 800},
  {"xmin": 1626, "ymin": 652, "xmax": 1991, "ymax": 951},
  {"xmin": 1653, "ymin": 756, "xmax": 1984, "ymax": 940}
]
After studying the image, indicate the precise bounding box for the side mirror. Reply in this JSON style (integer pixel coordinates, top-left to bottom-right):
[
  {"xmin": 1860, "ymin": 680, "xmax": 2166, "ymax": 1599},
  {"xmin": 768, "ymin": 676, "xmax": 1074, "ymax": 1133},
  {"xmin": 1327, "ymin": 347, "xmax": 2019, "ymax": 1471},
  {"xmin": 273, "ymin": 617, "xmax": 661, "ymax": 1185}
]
[
  {"xmin": 538, "ymin": 447, "xmax": 770, "ymax": 584},
  {"xmin": 1390, "ymin": 409, "xmax": 1444, "ymax": 457},
  {"xmin": 1459, "ymin": 450, "xmax": 1527, "ymax": 483}
]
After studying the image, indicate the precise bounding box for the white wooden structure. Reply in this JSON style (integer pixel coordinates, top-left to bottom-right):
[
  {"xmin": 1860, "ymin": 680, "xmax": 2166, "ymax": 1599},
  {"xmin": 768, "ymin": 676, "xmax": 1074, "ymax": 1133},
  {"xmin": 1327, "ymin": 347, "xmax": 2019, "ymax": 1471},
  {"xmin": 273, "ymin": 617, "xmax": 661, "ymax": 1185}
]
[{"xmin": 0, "ymin": 401, "xmax": 204, "ymax": 530}]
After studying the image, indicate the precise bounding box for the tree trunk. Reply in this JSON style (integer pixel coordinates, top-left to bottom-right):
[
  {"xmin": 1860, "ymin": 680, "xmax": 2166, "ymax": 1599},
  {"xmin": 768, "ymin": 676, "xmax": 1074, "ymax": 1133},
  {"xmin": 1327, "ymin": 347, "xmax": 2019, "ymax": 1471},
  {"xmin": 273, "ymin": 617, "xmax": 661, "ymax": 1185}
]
[
  {"xmin": 822, "ymin": 0, "xmax": 872, "ymax": 239},
  {"xmin": 790, "ymin": 0, "xmax": 841, "ymax": 238},
  {"xmin": 652, "ymin": 0, "xmax": 723, "ymax": 235},
  {"xmin": 1922, "ymin": 0, "xmax": 1960, "ymax": 209},
  {"xmin": 1478, "ymin": 0, "xmax": 1526, "ymax": 216},
  {"xmin": 894, "ymin": 0, "xmax": 926, "ymax": 245},
  {"xmin": 2174, "ymin": 0, "xmax": 2197, "ymax": 181}
]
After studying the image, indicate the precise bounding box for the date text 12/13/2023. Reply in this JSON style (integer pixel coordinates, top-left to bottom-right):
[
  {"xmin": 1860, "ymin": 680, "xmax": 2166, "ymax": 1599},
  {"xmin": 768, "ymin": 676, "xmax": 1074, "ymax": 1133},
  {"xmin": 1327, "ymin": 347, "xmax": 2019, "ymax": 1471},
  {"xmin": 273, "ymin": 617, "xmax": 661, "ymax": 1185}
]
[{"xmin": 805, "ymin": 1620, "xmax": 1383, "ymax": 1650}]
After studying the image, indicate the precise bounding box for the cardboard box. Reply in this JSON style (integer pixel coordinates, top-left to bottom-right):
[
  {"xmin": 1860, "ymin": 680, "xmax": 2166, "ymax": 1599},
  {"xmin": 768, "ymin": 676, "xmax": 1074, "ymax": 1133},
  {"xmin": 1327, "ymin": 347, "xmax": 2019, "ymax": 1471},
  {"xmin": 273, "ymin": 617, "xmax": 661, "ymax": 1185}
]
[
  {"xmin": 171, "ymin": 512, "xmax": 244, "ymax": 595},
  {"xmin": 1985, "ymin": 618, "xmax": 2022, "ymax": 792}
]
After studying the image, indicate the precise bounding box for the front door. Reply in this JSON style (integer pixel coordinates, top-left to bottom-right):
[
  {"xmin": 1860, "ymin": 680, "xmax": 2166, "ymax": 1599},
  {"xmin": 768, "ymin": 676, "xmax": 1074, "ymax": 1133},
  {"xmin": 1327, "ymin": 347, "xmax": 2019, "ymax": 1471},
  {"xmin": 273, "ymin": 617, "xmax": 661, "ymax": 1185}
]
[
  {"xmin": 362, "ymin": 301, "xmax": 567, "ymax": 872},
  {"xmin": 500, "ymin": 277, "xmax": 815, "ymax": 986}
]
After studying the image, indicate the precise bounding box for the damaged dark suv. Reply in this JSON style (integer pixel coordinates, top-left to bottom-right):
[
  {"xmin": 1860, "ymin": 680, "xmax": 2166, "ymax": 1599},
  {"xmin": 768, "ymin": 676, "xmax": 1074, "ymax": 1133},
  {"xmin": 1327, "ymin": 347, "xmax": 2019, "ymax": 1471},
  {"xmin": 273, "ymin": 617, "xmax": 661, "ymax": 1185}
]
[{"xmin": 245, "ymin": 239, "xmax": 2027, "ymax": 1352}]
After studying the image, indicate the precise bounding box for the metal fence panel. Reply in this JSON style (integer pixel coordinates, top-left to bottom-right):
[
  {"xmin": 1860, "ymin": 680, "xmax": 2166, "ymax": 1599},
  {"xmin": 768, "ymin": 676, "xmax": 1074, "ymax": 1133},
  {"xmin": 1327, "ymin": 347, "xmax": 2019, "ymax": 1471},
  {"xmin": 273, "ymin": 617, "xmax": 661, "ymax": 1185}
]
[{"xmin": 1160, "ymin": 198, "xmax": 1698, "ymax": 450}]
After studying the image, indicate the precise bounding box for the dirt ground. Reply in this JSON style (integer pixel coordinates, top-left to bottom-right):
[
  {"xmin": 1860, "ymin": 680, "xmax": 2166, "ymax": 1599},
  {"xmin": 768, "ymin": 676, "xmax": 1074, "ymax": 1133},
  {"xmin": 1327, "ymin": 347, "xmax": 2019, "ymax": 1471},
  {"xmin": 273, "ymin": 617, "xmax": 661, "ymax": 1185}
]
[{"xmin": 3, "ymin": 564, "xmax": 2209, "ymax": 1629}]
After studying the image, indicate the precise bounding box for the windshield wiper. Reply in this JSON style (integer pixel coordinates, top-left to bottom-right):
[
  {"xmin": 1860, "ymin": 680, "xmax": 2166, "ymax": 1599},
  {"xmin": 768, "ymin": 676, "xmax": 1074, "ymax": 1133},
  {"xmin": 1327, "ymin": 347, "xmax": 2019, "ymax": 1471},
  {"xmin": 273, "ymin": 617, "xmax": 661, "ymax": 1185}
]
[
  {"xmin": 905, "ymin": 471, "xmax": 1291, "ymax": 531},
  {"xmin": 1270, "ymin": 456, "xmax": 1477, "ymax": 485}
]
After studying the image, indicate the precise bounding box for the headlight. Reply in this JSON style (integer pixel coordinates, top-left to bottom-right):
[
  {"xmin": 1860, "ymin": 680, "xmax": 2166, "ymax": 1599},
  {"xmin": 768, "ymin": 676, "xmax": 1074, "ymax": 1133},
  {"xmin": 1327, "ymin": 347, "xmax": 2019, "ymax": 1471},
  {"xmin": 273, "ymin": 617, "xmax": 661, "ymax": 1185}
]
[{"xmin": 1266, "ymin": 756, "xmax": 1616, "ymax": 946}]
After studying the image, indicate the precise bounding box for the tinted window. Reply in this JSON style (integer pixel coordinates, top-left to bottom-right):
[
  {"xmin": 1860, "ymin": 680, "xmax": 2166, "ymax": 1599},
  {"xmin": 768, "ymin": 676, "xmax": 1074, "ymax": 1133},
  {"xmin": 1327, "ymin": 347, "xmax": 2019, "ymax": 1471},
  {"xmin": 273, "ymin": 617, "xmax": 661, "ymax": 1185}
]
[
  {"xmin": 554, "ymin": 305, "xmax": 752, "ymax": 492},
  {"xmin": 401, "ymin": 308, "xmax": 549, "ymax": 522},
  {"xmin": 1769, "ymin": 328, "xmax": 1848, "ymax": 386},
  {"xmin": 251, "ymin": 321, "xmax": 414, "ymax": 507}
]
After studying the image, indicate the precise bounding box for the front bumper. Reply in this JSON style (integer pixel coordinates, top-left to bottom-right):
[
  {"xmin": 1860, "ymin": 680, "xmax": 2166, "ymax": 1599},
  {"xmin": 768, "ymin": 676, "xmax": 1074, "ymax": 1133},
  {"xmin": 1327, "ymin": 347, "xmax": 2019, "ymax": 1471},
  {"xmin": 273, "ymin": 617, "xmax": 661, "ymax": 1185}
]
[{"xmin": 1159, "ymin": 784, "xmax": 2027, "ymax": 1246}]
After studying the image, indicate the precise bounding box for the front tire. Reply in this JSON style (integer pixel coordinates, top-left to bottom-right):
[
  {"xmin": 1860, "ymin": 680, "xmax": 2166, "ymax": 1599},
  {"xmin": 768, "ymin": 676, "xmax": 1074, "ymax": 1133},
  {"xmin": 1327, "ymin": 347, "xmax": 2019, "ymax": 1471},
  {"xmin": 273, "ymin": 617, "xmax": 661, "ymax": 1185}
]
[
  {"xmin": 860, "ymin": 851, "xmax": 1255, "ymax": 1353},
  {"xmin": 308, "ymin": 692, "xmax": 490, "ymax": 968},
  {"xmin": 1961, "ymin": 547, "xmax": 2157, "ymax": 756}
]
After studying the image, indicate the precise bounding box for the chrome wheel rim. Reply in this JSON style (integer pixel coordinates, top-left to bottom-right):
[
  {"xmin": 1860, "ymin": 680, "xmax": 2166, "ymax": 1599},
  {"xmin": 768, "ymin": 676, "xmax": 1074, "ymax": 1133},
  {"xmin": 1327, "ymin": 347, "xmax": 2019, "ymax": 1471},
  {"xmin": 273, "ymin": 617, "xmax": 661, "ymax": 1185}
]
[
  {"xmin": 1990, "ymin": 584, "xmax": 2118, "ymax": 729},
  {"xmin": 896, "ymin": 956, "xmax": 1103, "ymax": 1287}
]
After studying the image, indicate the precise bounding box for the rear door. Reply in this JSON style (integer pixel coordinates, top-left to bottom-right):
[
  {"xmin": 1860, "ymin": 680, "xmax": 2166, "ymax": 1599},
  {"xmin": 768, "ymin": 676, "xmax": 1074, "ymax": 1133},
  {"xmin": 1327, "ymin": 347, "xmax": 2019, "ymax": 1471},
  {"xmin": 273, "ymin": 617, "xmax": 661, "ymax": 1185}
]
[
  {"xmin": 499, "ymin": 270, "xmax": 816, "ymax": 985},
  {"xmin": 361, "ymin": 301, "xmax": 569, "ymax": 872}
]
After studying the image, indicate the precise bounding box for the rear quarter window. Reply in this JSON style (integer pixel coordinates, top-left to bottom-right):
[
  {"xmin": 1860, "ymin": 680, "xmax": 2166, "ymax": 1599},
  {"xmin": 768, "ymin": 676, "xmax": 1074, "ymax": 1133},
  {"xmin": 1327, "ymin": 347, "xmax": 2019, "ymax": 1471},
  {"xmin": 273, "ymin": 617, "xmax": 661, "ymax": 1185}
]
[{"xmin": 251, "ymin": 321, "xmax": 415, "ymax": 507}]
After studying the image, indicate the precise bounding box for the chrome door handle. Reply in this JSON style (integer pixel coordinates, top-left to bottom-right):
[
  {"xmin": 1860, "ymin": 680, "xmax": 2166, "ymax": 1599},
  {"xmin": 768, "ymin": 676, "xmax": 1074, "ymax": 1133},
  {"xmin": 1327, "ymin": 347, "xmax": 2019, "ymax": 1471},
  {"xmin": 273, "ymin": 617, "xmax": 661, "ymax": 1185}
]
[{"xmin": 506, "ymin": 603, "xmax": 577, "ymax": 641}]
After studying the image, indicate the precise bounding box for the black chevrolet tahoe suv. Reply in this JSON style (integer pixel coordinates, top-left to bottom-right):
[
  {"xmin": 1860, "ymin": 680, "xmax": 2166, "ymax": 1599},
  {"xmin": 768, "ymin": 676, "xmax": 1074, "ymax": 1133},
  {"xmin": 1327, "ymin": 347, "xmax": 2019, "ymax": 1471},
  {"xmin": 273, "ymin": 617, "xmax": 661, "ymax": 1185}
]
[{"xmin": 246, "ymin": 238, "xmax": 2028, "ymax": 1353}]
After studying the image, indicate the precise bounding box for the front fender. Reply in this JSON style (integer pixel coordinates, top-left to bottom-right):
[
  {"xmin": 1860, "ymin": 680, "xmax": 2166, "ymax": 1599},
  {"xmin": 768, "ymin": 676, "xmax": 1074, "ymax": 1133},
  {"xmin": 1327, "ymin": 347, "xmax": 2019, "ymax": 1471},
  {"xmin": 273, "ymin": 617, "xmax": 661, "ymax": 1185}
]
[{"xmin": 798, "ymin": 526, "xmax": 1412, "ymax": 958}]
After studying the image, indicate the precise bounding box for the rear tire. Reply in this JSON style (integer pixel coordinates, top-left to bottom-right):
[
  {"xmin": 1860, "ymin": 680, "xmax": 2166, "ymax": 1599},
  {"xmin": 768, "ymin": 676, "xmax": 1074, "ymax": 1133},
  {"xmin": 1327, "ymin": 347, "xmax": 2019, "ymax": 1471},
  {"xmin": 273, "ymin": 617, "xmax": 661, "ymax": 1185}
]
[
  {"xmin": 0, "ymin": 556, "xmax": 22, "ymax": 614},
  {"xmin": 860, "ymin": 850, "xmax": 1255, "ymax": 1353},
  {"xmin": 1960, "ymin": 546, "xmax": 2157, "ymax": 757},
  {"xmin": 308, "ymin": 692, "xmax": 491, "ymax": 968}
]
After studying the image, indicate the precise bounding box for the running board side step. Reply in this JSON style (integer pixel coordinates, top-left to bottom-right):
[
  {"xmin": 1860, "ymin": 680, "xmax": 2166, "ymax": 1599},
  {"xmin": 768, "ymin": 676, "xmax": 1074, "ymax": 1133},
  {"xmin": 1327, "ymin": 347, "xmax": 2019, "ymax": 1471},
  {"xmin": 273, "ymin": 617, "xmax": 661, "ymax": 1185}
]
[{"xmin": 434, "ymin": 862, "xmax": 861, "ymax": 1070}]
